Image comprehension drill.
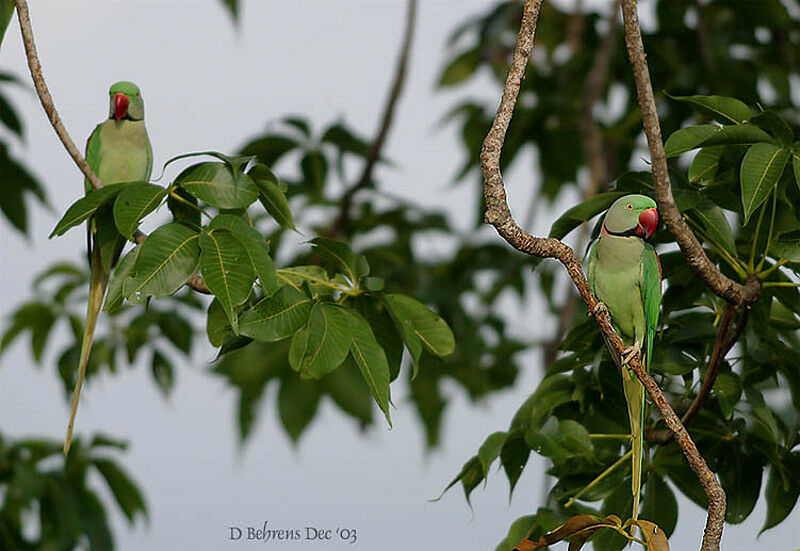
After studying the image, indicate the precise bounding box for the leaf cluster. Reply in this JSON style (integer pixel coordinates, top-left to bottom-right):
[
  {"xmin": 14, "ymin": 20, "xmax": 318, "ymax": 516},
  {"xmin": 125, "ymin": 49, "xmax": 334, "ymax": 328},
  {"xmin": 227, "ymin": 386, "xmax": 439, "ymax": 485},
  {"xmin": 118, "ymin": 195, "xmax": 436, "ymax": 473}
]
[{"xmin": 0, "ymin": 432, "xmax": 145, "ymax": 551}]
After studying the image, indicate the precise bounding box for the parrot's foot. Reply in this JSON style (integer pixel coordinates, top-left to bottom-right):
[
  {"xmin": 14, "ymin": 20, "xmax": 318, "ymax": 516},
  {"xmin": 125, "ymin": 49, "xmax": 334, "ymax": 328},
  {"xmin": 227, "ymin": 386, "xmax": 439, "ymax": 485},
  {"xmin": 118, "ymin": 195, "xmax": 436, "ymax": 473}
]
[
  {"xmin": 589, "ymin": 301, "xmax": 608, "ymax": 317},
  {"xmin": 621, "ymin": 341, "xmax": 641, "ymax": 365}
]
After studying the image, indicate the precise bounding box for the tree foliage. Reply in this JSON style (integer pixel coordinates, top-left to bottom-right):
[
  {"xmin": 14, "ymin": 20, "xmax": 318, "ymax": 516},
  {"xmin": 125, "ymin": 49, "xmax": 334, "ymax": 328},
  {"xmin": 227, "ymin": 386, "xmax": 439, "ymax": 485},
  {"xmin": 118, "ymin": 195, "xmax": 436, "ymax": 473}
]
[{"xmin": 437, "ymin": 1, "xmax": 799, "ymax": 549}]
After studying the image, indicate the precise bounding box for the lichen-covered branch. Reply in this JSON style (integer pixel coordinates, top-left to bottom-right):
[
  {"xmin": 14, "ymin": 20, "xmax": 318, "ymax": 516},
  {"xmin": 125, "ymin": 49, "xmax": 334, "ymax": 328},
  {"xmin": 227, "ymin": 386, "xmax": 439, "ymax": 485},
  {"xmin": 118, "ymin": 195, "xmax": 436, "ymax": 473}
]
[
  {"xmin": 481, "ymin": 1, "xmax": 725, "ymax": 549},
  {"xmin": 619, "ymin": 0, "xmax": 759, "ymax": 307}
]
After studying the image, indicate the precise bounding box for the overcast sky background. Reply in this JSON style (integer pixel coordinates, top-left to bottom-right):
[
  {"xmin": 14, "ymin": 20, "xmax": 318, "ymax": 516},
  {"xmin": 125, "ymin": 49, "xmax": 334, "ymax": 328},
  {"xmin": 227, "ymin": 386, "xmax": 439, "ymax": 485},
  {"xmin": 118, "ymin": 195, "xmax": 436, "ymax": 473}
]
[{"xmin": 0, "ymin": 1, "xmax": 797, "ymax": 550}]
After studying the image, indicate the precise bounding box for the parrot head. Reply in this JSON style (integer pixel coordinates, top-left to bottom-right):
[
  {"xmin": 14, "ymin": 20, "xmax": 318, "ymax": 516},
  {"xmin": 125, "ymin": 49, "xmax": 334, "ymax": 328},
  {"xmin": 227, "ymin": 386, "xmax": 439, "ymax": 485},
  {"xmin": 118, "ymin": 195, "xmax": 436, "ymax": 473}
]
[
  {"xmin": 108, "ymin": 81, "xmax": 144, "ymax": 121},
  {"xmin": 602, "ymin": 194, "xmax": 659, "ymax": 239}
]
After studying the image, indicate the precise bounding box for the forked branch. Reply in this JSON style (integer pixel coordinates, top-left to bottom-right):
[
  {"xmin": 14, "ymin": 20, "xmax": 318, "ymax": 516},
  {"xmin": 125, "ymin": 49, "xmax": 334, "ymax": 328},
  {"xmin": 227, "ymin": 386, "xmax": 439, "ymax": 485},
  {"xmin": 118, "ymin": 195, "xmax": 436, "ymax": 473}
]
[{"xmin": 480, "ymin": 1, "xmax": 725, "ymax": 549}]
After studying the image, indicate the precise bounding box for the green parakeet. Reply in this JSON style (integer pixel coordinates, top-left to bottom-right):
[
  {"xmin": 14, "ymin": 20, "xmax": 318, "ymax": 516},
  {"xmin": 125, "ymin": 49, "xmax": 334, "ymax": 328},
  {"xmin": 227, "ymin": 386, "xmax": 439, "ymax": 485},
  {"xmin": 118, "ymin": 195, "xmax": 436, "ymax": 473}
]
[
  {"xmin": 64, "ymin": 81, "xmax": 152, "ymax": 454},
  {"xmin": 587, "ymin": 194, "xmax": 661, "ymax": 522}
]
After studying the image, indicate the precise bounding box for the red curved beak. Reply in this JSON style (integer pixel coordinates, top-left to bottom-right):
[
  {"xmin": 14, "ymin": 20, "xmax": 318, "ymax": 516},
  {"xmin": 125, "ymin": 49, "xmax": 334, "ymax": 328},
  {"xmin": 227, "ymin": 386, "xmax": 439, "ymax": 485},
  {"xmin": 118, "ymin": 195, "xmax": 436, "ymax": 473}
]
[
  {"xmin": 113, "ymin": 93, "xmax": 129, "ymax": 120},
  {"xmin": 636, "ymin": 208, "xmax": 659, "ymax": 238}
]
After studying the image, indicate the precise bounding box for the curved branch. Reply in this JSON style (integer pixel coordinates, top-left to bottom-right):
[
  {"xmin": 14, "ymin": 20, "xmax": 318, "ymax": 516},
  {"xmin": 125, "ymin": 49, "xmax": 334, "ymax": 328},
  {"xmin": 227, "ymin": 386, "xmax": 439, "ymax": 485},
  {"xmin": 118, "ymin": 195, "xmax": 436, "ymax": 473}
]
[
  {"xmin": 13, "ymin": 0, "xmax": 102, "ymax": 191},
  {"xmin": 619, "ymin": 0, "xmax": 759, "ymax": 307},
  {"xmin": 481, "ymin": 2, "xmax": 725, "ymax": 550},
  {"xmin": 326, "ymin": 0, "xmax": 417, "ymax": 237}
]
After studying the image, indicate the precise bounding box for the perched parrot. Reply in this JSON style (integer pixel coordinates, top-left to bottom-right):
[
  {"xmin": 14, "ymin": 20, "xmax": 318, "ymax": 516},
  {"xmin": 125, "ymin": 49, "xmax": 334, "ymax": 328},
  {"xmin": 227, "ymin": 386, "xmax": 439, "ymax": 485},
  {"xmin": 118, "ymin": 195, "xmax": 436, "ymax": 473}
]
[
  {"xmin": 63, "ymin": 81, "xmax": 152, "ymax": 454},
  {"xmin": 587, "ymin": 194, "xmax": 661, "ymax": 523}
]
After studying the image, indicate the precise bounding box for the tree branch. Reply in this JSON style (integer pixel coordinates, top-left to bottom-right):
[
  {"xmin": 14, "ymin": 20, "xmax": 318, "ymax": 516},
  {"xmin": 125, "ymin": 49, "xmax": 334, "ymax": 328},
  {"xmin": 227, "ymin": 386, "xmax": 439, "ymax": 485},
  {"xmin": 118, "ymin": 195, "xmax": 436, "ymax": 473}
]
[
  {"xmin": 481, "ymin": 1, "xmax": 725, "ymax": 549},
  {"xmin": 13, "ymin": 0, "xmax": 102, "ymax": 191},
  {"xmin": 326, "ymin": 0, "xmax": 417, "ymax": 237},
  {"xmin": 619, "ymin": 0, "xmax": 759, "ymax": 307},
  {"xmin": 15, "ymin": 0, "xmax": 210, "ymax": 295}
]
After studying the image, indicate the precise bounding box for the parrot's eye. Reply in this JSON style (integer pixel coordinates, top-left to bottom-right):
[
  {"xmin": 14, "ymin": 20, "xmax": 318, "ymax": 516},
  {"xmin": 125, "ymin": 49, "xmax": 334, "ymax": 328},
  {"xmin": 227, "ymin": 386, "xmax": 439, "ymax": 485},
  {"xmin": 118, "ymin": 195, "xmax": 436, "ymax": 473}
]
[{"xmin": 626, "ymin": 203, "xmax": 634, "ymax": 211}]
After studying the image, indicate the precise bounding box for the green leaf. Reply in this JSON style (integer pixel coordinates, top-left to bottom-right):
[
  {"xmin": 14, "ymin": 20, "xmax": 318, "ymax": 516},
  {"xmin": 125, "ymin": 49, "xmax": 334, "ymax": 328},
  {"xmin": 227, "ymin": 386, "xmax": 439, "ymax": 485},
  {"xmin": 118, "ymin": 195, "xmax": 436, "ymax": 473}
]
[
  {"xmin": 93, "ymin": 458, "xmax": 147, "ymax": 524},
  {"xmin": 345, "ymin": 309, "xmax": 391, "ymax": 425},
  {"xmin": 478, "ymin": 431, "xmax": 507, "ymax": 477},
  {"xmin": 439, "ymin": 49, "xmax": 480, "ymax": 87},
  {"xmin": 713, "ymin": 372, "xmax": 741, "ymax": 419},
  {"xmin": 199, "ymin": 229, "xmax": 255, "ymax": 333},
  {"xmin": 300, "ymin": 150, "xmax": 327, "ymax": 197},
  {"xmin": 104, "ymin": 245, "xmax": 140, "ymax": 312},
  {"xmin": 240, "ymin": 135, "xmax": 298, "ymax": 166},
  {"xmin": 0, "ymin": 1, "xmax": 14, "ymax": 47},
  {"xmin": 740, "ymin": 143, "xmax": 789, "ymax": 224},
  {"xmin": 113, "ymin": 183, "xmax": 167, "ymax": 240},
  {"xmin": 161, "ymin": 150, "xmax": 253, "ymax": 176},
  {"xmin": 721, "ymin": 448, "xmax": 762, "ymax": 523},
  {"xmin": 125, "ymin": 222, "xmax": 200, "ymax": 300},
  {"xmin": 324, "ymin": 357, "xmax": 373, "ymax": 424},
  {"xmin": 525, "ymin": 418, "xmax": 592, "ymax": 462},
  {"xmin": 49, "ymin": 182, "xmax": 129, "ymax": 238},
  {"xmin": 383, "ymin": 294, "xmax": 455, "ymax": 363},
  {"xmin": 76, "ymin": 488, "xmax": 114, "ymax": 551},
  {"xmin": 206, "ymin": 298, "xmax": 231, "ymax": 347},
  {"xmin": 278, "ymin": 375, "xmax": 321, "ymax": 443},
  {"xmin": 761, "ymin": 461, "xmax": 800, "ymax": 534},
  {"xmin": 174, "ymin": 161, "xmax": 258, "ymax": 208},
  {"xmin": 641, "ymin": 475, "xmax": 678, "ymax": 536},
  {"xmin": 698, "ymin": 123, "xmax": 775, "ymax": 148},
  {"xmin": 250, "ymin": 164, "xmax": 295, "ymax": 229},
  {"xmin": 792, "ymin": 143, "xmax": 800, "ymax": 192},
  {"xmin": 238, "ymin": 285, "xmax": 312, "ymax": 342},
  {"xmin": 769, "ymin": 240, "xmax": 800, "ymax": 262},
  {"xmin": 548, "ymin": 192, "xmax": 627, "ymax": 239},
  {"xmin": 688, "ymin": 200, "xmax": 737, "ymax": 257},
  {"xmin": 151, "ymin": 350, "xmax": 174, "ymax": 397},
  {"xmin": 292, "ymin": 303, "xmax": 352, "ymax": 379},
  {"xmin": 208, "ymin": 214, "xmax": 278, "ymax": 295},
  {"xmin": 688, "ymin": 146, "xmax": 725, "ymax": 184},
  {"xmin": 664, "ymin": 125, "xmax": 719, "ymax": 158},
  {"xmin": 309, "ymin": 237, "xmax": 362, "ymax": 283},
  {"xmin": 167, "ymin": 186, "xmax": 201, "ymax": 226},
  {"xmin": 750, "ymin": 111, "xmax": 794, "ymax": 145},
  {"xmin": 667, "ymin": 94, "xmax": 753, "ymax": 125},
  {"xmin": 156, "ymin": 312, "xmax": 193, "ymax": 354}
]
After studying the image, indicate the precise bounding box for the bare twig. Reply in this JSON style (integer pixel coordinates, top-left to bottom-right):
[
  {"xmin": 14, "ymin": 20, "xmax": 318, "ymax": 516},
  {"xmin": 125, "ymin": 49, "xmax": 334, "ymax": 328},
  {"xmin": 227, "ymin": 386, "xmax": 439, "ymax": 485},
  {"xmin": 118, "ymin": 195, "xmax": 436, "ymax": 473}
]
[
  {"xmin": 481, "ymin": 2, "xmax": 725, "ymax": 550},
  {"xmin": 619, "ymin": 0, "xmax": 759, "ymax": 308},
  {"xmin": 15, "ymin": 0, "xmax": 210, "ymax": 295},
  {"xmin": 13, "ymin": 0, "xmax": 102, "ymax": 191},
  {"xmin": 326, "ymin": 0, "xmax": 417, "ymax": 237}
]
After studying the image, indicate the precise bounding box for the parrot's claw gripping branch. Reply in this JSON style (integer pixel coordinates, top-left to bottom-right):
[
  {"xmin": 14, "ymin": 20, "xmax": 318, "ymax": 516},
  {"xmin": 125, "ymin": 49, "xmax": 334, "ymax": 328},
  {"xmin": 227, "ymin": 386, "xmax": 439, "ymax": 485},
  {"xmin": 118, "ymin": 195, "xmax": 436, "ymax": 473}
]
[{"xmin": 480, "ymin": 1, "xmax": 725, "ymax": 550}]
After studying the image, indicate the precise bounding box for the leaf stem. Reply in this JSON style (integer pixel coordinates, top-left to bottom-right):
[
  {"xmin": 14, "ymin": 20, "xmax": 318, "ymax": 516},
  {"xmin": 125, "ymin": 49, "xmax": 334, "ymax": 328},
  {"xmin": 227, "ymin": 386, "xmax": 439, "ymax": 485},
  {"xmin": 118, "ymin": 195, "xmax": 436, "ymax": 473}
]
[
  {"xmin": 564, "ymin": 450, "xmax": 633, "ymax": 508},
  {"xmin": 684, "ymin": 214, "xmax": 747, "ymax": 278},
  {"xmin": 762, "ymin": 282, "xmax": 800, "ymax": 288},
  {"xmin": 748, "ymin": 198, "xmax": 769, "ymax": 272},
  {"xmin": 758, "ymin": 259, "xmax": 789, "ymax": 279},
  {"xmin": 756, "ymin": 187, "xmax": 779, "ymax": 272}
]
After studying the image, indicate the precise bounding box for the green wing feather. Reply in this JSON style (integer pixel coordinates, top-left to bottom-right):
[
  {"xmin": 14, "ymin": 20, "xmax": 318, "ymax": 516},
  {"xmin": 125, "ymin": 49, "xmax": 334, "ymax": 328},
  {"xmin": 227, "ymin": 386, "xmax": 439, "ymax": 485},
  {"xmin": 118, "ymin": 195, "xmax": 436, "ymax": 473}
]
[
  {"xmin": 84, "ymin": 124, "xmax": 103, "ymax": 192},
  {"xmin": 640, "ymin": 243, "xmax": 662, "ymax": 370}
]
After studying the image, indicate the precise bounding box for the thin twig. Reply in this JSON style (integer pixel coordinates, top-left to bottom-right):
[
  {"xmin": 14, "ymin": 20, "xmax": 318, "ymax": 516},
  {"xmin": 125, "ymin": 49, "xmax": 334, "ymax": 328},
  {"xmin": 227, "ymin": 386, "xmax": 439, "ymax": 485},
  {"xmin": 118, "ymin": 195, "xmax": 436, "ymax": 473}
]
[
  {"xmin": 13, "ymin": 0, "xmax": 102, "ymax": 191},
  {"xmin": 326, "ymin": 0, "xmax": 417, "ymax": 237},
  {"xmin": 481, "ymin": 2, "xmax": 725, "ymax": 550},
  {"xmin": 15, "ymin": 0, "xmax": 210, "ymax": 295},
  {"xmin": 619, "ymin": 0, "xmax": 759, "ymax": 308},
  {"xmin": 648, "ymin": 303, "xmax": 743, "ymax": 444}
]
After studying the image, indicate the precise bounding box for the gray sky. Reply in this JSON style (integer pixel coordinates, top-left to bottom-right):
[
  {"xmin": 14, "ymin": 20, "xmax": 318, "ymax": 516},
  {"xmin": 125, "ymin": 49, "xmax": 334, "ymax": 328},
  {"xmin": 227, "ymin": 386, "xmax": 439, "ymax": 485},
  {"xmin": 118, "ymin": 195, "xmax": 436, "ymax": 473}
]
[{"xmin": 0, "ymin": 1, "xmax": 797, "ymax": 550}]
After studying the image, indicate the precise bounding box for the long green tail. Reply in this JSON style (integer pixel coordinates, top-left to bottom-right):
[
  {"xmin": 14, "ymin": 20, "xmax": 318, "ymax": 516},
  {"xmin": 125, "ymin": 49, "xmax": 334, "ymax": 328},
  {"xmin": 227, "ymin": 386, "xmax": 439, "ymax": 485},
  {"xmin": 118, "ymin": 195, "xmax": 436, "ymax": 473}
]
[
  {"xmin": 622, "ymin": 367, "xmax": 645, "ymax": 523},
  {"xmin": 63, "ymin": 244, "xmax": 108, "ymax": 455}
]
